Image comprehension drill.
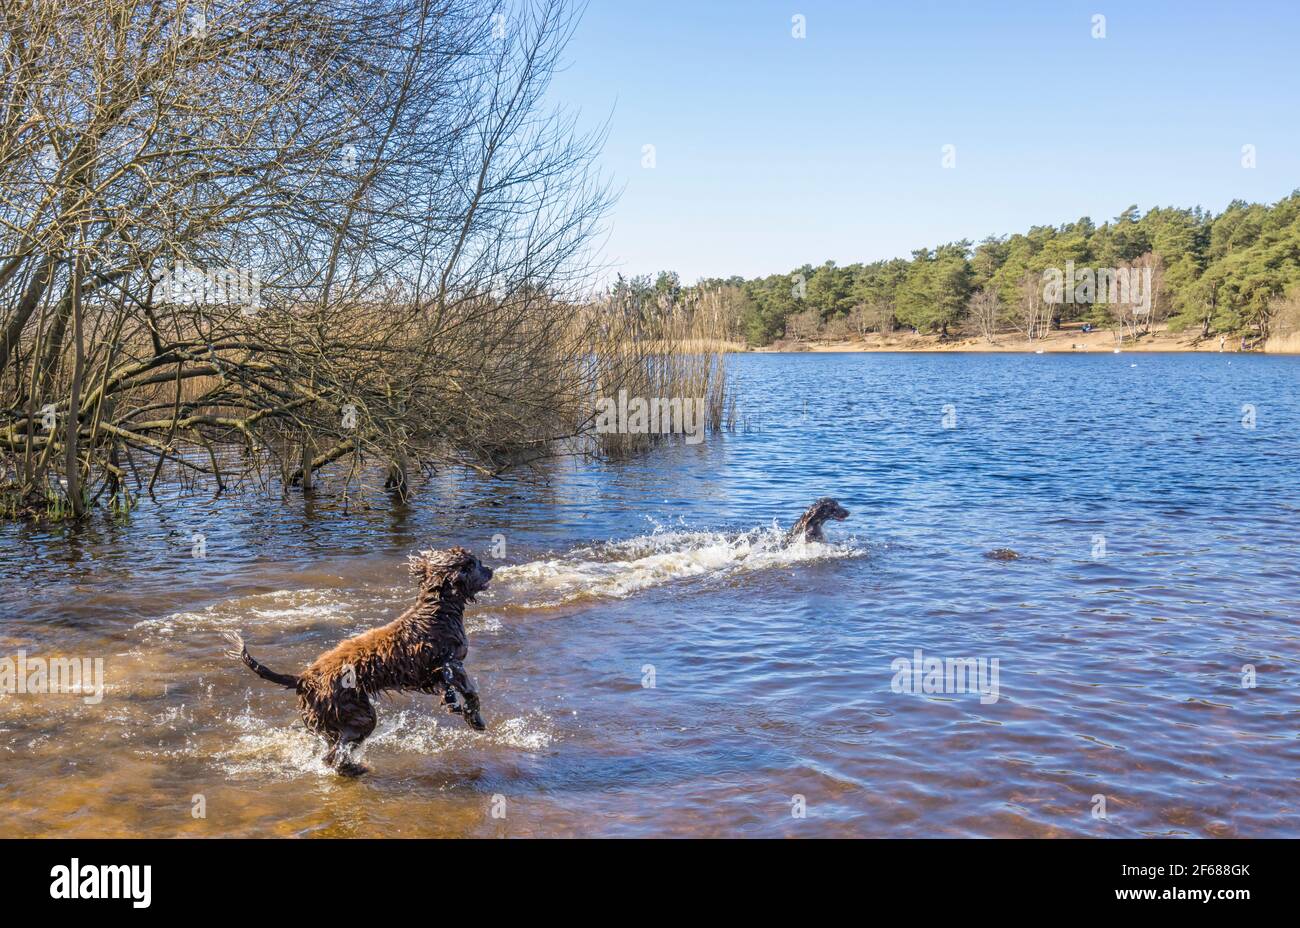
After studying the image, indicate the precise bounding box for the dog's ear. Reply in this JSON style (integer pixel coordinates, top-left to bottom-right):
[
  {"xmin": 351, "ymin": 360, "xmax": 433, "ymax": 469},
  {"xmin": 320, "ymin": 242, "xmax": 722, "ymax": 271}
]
[
  {"xmin": 408, "ymin": 550, "xmax": 430, "ymax": 584},
  {"xmin": 408, "ymin": 549, "xmax": 447, "ymax": 588},
  {"xmin": 408, "ymin": 547, "xmax": 475, "ymax": 592}
]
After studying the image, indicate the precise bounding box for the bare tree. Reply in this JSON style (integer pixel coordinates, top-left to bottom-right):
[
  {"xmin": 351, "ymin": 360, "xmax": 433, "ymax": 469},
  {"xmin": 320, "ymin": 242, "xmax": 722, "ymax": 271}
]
[
  {"xmin": 869, "ymin": 298, "xmax": 895, "ymax": 335},
  {"xmin": 1, "ymin": 0, "xmax": 633, "ymax": 519},
  {"xmin": 822, "ymin": 314, "xmax": 851, "ymax": 344},
  {"xmin": 967, "ymin": 288, "xmax": 1001, "ymax": 343},
  {"xmin": 845, "ymin": 299, "xmax": 893, "ymax": 337},
  {"xmin": 1110, "ymin": 251, "xmax": 1167, "ymax": 339},
  {"xmin": 786, "ymin": 307, "xmax": 821, "ymax": 343},
  {"xmin": 846, "ymin": 303, "xmax": 869, "ymax": 337},
  {"xmin": 1013, "ymin": 272, "xmax": 1051, "ymax": 341},
  {"xmin": 1095, "ymin": 253, "xmax": 1161, "ymax": 342}
]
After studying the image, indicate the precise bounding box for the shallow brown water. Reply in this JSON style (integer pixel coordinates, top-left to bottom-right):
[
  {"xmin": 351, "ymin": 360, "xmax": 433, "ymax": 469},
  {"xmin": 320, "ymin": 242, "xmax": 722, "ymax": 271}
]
[{"xmin": 2, "ymin": 353, "xmax": 1298, "ymax": 836}]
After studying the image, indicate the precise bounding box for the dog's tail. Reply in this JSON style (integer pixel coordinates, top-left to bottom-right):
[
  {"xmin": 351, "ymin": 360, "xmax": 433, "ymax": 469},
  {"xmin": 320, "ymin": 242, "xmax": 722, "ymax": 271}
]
[{"xmin": 224, "ymin": 632, "xmax": 299, "ymax": 689}]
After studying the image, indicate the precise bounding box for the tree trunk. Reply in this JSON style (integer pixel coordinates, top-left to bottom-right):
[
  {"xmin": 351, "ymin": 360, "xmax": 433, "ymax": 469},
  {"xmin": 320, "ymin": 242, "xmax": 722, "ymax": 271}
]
[
  {"xmin": 385, "ymin": 449, "xmax": 411, "ymax": 500},
  {"xmin": 63, "ymin": 254, "xmax": 87, "ymax": 518},
  {"xmin": 0, "ymin": 252, "xmax": 56, "ymax": 378},
  {"xmin": 299, "ymin": 438, "xmax": 315, "ymax": 492}
]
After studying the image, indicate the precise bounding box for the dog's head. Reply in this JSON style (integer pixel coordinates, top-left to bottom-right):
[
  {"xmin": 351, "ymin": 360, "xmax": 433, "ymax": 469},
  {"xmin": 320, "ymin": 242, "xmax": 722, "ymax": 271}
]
[
  {"xmin": 408, "ymin": 546, "xmax": 494, "ymax": 602},
  {"xmin": 807, "ymin": 497, "xmax": 849, "ymax": 524}
]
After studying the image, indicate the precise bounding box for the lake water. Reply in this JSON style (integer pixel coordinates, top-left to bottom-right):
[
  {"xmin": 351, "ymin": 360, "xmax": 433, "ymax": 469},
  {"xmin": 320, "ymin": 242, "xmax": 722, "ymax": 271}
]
[{"xmin": 2, "ymin": 352, "xmax": 1297, "ymax": 837}]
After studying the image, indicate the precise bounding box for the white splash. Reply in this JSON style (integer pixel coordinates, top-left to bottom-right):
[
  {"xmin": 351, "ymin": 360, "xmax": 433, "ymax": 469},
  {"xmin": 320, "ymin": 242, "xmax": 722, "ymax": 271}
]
[
  {"xmin": 211, "ymin": 707, "xmax": 552, "ymax": 779},
  {"xmin": 212, "ymin": 707, "xmax": 333, "ymax": 779}
]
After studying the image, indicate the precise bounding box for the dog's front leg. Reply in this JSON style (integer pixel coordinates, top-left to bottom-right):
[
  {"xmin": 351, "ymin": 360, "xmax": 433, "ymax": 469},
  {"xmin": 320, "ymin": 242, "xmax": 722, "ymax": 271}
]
[
  {"xmin": 437, "ymin": 664, "xmax": 463, "ymax": 715},
  {"xmin": 446, "ymin": 660, "xmax": 486, "ymax": 732}
]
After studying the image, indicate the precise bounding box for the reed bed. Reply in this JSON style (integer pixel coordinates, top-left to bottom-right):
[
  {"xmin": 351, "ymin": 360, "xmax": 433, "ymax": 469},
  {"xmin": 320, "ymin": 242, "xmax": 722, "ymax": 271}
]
[
  {"xmin": 587, "ymin": 287, "xmax": 738, "ymax": 458},
  {"xmin": 1, "ymin": 288, "xmax": 741, "ymax": 520}
]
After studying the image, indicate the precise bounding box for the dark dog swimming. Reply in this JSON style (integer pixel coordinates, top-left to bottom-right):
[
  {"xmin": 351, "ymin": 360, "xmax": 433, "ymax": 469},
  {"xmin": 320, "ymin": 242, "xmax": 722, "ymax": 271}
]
[{"xmin": 786, "ymin": 498, "xmax": 850, "ymax": 543}]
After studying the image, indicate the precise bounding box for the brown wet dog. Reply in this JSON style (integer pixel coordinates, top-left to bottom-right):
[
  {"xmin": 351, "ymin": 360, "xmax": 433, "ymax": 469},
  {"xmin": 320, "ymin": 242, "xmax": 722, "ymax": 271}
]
[{"xmin": 226, "ymin": 547, "xmax": 493, "ymax": 776}]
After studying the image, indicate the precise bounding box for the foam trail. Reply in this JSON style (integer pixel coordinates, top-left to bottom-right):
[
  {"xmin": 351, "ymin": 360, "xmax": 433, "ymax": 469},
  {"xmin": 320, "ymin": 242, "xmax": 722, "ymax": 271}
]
[
  {"xmin": 491, "ymin": 521, "xmax": 862, "ymax": 607},
  {"xmin": 135, "ymin": 589, "xmax": 351, "ymax": 637},
  {"xmin": 137, "ymin": 522, "xmax": 862, "ymax": 634}
]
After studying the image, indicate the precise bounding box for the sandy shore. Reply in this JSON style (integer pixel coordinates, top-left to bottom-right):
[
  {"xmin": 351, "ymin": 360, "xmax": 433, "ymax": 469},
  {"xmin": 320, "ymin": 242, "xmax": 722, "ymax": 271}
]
[{"xmin": 751, "ymin": 324, "xmax": 1286, "ymax": 354}]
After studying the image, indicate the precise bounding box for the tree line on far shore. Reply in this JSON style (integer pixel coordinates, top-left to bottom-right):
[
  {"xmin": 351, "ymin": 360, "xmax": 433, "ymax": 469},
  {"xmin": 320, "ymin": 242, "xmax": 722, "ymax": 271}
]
[{"xmin": 634, "ymin": 192, "xmax": 1300, "ymax": 347}]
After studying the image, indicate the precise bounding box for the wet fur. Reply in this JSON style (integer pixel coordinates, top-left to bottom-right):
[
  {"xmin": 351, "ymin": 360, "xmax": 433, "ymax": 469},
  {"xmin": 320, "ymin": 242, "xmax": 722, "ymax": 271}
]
[{"xmin": 227, "ymin": 547, "xmax": 493, "ymax": 776}]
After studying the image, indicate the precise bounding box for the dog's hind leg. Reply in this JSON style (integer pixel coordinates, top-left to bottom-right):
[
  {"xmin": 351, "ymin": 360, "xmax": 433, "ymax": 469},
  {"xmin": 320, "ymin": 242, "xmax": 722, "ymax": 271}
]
[
  {"xmin": 333, "ymin": 739, "xmax": 370, "ymax": 777},
  {"xmin": 445, "ymin": 661, "xmax": 486, "ymax": 732},
  {"xmin": 300, "ymin": 697, "xmax": 347, "ymax": 771},
  {"xmin": 327, "ymin": 693, "xmax": 378, "ymax": 777},
  {"xmin": 322, "ymin": 733, "xmax": 343, "ymax": 769}
]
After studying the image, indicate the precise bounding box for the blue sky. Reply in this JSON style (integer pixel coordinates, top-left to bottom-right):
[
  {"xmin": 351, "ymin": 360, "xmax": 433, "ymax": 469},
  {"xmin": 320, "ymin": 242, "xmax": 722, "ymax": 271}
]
[{"xmin": 546, "ymin": 0, "xmax": 1300, "ymax": 284}]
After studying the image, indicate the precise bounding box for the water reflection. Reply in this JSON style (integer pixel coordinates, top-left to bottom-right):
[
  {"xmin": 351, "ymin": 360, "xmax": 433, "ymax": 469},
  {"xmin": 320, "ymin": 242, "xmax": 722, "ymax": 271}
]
[{"xmin": 1, "ymin": 353, "xmax": 1298, "ymax": 837}]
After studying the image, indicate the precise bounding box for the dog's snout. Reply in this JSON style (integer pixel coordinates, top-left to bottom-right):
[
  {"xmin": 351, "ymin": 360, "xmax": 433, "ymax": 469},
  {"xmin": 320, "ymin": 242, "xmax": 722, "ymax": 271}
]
[{"xmin": 481, "ymin": 564, "xmax": 494, "ymax": 581}]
